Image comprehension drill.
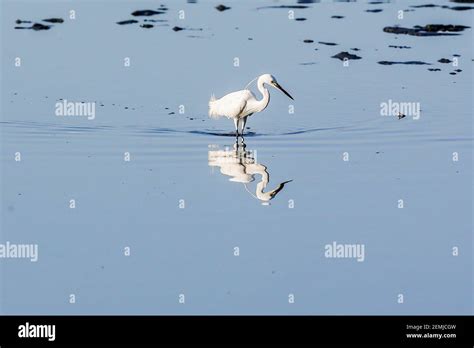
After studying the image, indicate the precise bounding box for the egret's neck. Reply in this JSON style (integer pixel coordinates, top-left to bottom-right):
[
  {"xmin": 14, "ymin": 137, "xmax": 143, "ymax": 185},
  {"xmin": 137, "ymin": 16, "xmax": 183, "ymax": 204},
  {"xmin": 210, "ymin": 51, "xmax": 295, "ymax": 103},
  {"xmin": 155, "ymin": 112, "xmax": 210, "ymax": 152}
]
[{"xmin": 256, "ymin": 80, "xmax": 270, "ymax": 113}]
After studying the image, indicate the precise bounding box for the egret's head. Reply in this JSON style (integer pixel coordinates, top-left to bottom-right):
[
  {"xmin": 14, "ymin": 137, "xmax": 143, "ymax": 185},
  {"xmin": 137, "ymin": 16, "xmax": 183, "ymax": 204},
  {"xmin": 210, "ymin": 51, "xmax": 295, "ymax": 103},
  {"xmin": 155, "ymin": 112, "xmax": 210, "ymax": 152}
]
[{"xmin": 260, "ymin": 74, "xmax": 294, "ymax": 100}]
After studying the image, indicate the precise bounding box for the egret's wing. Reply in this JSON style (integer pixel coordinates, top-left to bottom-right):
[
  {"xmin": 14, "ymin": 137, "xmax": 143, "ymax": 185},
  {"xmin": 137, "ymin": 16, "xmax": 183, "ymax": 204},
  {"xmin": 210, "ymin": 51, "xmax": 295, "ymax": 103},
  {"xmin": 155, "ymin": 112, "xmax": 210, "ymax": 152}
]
[{"xmin": 209, "ymin": 90, "xmax": 253, "ymax": 119}]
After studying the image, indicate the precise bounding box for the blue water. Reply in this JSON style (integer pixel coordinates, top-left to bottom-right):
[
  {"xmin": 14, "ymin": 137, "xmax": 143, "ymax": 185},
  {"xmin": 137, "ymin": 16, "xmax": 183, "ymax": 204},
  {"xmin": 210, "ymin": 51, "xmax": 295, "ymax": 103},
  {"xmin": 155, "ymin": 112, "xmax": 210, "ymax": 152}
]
[{"xmin": 0, "ymin": 0, "xmax": 472, "ymax": 314}]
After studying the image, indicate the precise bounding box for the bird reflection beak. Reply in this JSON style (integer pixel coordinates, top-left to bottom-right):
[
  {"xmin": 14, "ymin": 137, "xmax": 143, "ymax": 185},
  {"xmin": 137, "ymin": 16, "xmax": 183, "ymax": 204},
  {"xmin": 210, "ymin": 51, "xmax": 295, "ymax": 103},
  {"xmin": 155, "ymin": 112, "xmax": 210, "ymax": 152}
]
[{"xmin": 273, "ymin": 82, "xmax": 294, "ymax": 100}]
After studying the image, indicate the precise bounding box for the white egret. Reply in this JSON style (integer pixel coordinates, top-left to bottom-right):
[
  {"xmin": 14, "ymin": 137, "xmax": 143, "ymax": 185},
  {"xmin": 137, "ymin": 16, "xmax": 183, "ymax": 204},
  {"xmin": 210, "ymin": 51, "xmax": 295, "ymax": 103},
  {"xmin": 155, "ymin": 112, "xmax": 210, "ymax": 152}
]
[{"xmin": 209, "ymin": 74, "xmax": 294, "ymax": 136}]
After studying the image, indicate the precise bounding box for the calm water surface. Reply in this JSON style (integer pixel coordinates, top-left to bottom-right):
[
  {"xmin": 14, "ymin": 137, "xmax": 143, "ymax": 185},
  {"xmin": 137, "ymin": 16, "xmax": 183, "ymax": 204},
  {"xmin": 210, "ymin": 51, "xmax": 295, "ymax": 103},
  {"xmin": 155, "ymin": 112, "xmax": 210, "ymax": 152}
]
[{"xmin": 0, "ymin": 0, "xmax": 472, "ymax": 314}]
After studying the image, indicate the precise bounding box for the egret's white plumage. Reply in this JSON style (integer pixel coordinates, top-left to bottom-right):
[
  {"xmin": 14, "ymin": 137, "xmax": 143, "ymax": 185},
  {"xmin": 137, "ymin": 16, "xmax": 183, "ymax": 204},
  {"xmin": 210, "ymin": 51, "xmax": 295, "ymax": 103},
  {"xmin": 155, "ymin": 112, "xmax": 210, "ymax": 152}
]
[{"xmin": 209, "ymin": 73, "xmax": 293, "ymax": 136}]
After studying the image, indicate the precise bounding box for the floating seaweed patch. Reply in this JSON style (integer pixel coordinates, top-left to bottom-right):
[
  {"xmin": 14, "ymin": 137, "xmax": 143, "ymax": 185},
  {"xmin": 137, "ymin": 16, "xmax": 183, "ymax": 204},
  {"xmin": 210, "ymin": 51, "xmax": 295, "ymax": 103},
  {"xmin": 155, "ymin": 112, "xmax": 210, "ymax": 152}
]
[
  {"xmin": 383, "ymin": 24, "xmax": 470, "ymax": 36},
  {"xmin": 319, "ymin": 41, "xmax": 338, "ymax": 46},
  {"xmin": 117, "ymin": 19, "xmax": 139, "ymax": 25},
  {"xmin": 332, "ymin": 52, "xmax": 362, "ymax": 60},
  {"xmin": 42, "ymin": 18, "xmax": 64, "ymax": 23},
  {"xmin": 15, "ymin": 22, "xmax": 51, "ymax": 30},
  {"xmin": 378, "ymin": 61, "xmax": 430, "ymax": 65},
  {"xmin": 131, "ymin": 10, "xmax": 165, "ymax": 16},
  {"xmin": 215, "ymin": 4, "xmax": 231, "ymax": 12},
  {"xmin": 388, "ymin": 45, "xmax": 412, "ymax": 49},
  {"xmin": 256, "ymin": 5, "xmax": 309, "ymax": 10}
]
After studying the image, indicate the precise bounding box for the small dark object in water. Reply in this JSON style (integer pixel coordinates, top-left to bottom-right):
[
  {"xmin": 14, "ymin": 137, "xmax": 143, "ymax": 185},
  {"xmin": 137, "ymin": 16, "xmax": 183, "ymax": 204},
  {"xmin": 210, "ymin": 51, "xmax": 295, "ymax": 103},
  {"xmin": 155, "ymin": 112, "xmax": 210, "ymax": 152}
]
[
  {"xmin": 351, "ymin": 48, "xmax": 361, "ymax": 51},
  {"xmin": 131, "ymin": 10, "xmax": 164, "ymax": 16},
  {"xmin": 319, "ymin": 41, "xmax": 338, "ymax": 46},
  {"xmin": 295, "ymin": 17, "xmax": 307, "ymax": 21},
  {"xmin": 124, "ymin": 107, "xmax": 129, "ymax": 109},
  {"xmin": 331, "ymin": 15, "xmax": 344, "ymax": 19},
  {"xmin": 450, "ymin": 0, "xmax": 474, "ymax": 3},
  {"xmin": 42, "ymin": 18, "xmax": 64, "ymax": 23},
  {"xmin": 454, "ymin": 69, "xmax": 462, "ymax": 72},
  {"xmin": 428, "ymin": 68, "xmax": 441, "ymax": 71},
  {"xmin": 168, "ymin": 112, "xmax": 175, "ymax": 115},
  {"xmin": 448, "ymin": 5, "xmax": 474, "ymax": 10},
  {"xmin": 422, "ymin": 24, "xmax": 470, "ymax": 32},
  {"xmin": 31, "ymin": 23, "xmax": 51, "ymax": 30},
  {"xmin": 366, "ymin": 9, "xmax": 383, "ymax": 12},
  {"xmin": 256, "ymin": 5, "xmax": 309, "ymax": 9},
  {"xmin": 449, "ymin": 72, "xmax": 457, "ymax": 75},
  {"xmin": 248, "ymin": 37, "xmax": 253, "ymax": 40},
  {"xmin": 173, "ymin": 26, "xmax": 184, "ymax": 31},
  {"xmin": 15, "ymin": 22, "xmax": 51, "ymax": 30},
  {"xmin": 378, "ymin": 60, "xmax": 430, "ymax": 65},
  {"xmin": 15, "ymin": 19, "xmax": 32, "ymax": 24},
  {"xmin": 453, "ymin": 54, "xmax": 461, "ymax": 57},
  {"xmin": 215, "ymin": 4, "xmax": 231, "ymax": 12},
  {"xmin": 398, "ymin": 113, "xmax": 406, "ymax": 120},
  {"xmin": 388, "ymin": 45, "xmax": 412, "ymax": 49},
  {"xmin": 438, "ymin": 58, "xmax": 452, "ymax": 63},
  {"xmin": 141, "ymin": 24, "xmax": 154, "ymax": 29},
  {"xmin": 383, "ymin": 24, "xmax": 470, "ymax": 36},
  {"xmin": 303, "ymin": 39, "xmax": 314, "ymax": 43},
  {"xmin": 411, "ymin": 4, "xmax": 439, "ymax": 8},
  {"xmin": 117, "ymin": 19, "xmax": 139, "ymax": 25},
  {"xmin": 332, "ymin": 51, "xmax": 362, "ymax": 60}
]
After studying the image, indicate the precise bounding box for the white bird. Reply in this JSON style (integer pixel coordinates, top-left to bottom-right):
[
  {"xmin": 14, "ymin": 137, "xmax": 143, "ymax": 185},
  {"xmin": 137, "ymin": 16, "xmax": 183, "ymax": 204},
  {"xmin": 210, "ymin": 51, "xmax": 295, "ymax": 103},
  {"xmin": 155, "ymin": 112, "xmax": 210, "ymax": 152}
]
[{"xmin": 209, "ymin": 73, "xmax": 294, "ymax": 136}]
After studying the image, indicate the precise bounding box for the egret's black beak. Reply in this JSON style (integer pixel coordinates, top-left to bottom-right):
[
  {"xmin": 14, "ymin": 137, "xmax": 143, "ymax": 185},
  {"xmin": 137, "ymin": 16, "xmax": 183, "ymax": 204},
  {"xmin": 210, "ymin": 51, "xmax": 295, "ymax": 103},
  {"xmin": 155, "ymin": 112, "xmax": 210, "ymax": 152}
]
[{"xmin": 273, "ymin": 82, "xmax": 294, "ymax": 100}]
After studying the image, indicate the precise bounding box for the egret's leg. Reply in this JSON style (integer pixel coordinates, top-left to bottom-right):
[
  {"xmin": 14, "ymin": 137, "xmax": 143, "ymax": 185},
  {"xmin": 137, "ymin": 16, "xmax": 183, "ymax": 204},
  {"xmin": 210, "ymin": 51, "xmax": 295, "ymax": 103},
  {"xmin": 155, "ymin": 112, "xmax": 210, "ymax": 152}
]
[
  {"xmin": 240, "ymin": 116, "xmax": 248, "ymax": 135},
  {"xmin": 233, "ymin": 118, "xmax": 239, "ymax": 137}
]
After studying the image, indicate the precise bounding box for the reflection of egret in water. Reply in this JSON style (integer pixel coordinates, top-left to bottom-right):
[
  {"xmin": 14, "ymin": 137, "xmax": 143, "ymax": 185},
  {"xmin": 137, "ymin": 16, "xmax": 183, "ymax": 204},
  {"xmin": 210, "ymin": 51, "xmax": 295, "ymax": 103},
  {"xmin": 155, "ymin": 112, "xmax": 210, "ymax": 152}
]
[{"xmin": 208, "ymin": 140, "xmax": 292, "ymax": 204}]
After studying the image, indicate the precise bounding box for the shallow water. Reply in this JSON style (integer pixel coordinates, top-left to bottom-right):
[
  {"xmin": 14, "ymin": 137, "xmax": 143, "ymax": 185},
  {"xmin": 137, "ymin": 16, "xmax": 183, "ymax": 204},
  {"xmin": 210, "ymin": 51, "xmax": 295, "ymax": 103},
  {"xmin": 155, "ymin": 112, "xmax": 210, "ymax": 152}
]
[{"xmin": 0, "ymin": 0, "xmax": 472, "ymax": 314}]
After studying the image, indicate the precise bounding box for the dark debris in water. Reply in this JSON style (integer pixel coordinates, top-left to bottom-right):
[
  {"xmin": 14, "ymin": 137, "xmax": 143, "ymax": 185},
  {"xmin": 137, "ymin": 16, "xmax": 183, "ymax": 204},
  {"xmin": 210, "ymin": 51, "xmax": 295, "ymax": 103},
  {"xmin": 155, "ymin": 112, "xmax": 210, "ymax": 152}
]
[
  {"xmin": 15, "ymin": 22, "xmax": 51, "ymax": 30},
  {"xmin": 215, "ymin": 4, "xmax": 231, "ymax": 12},
  {"xmin": 378, "ymin": 61, "xmax": 431, "ymax": 65},
  {"xmin": 256, "ymin": 5, "xmax": 309, "ymax": 10},
  {"xmin": 438, "ymin": 58, "xmax": 452, "ymax": 63},
  {"xmin": 428, "ymin": 68, "xmax": 441, "ymax": 71},
  {"xmin": 384, "ymin": 24, "xmax": 470, "ymax": 36},
  {"xmin": 410, "ymin": 3, "xmax": 473, "ymax": 10},
  {"xmin": 117, "ymin": 19, "xmax": 139, "ymax": 25},
  {"xmin": 42, "ymin": 18, "xmax": 64, "ymax": 23},
  {"xmin": 131, "ymin": 10, "xmax": 165, "ymax": 16},
  {"xmin": 295, "ymin": 18, "xmax": 307, "ymax": 21},
  {"xmin": 389, "ymin": 45, "xmax": 412, "ymax": 49},
  {"xmin": 303, "ymin": 39, "xmax": 314, "ymax": 43},
  {"xmin": 332, "ymin": 51, "xmax": 362, "ymax": 60},
  {"xmin": 15, "ymin": 16, "xmax": 65, "ymax": 31},
  {"xmin": 366, "ymin": 9, "xmax": 383, "ymax": 13},
  {"xmin": 140, "ymin": 24, "xmax": 154, "ymax": 29},
  {"xmin": 319, "ymin": 41, "xmax": 338, "ymax": 46},
  {"xmin": 331, "ymin": 15, "xmax": 344, "ymax": 19}
]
